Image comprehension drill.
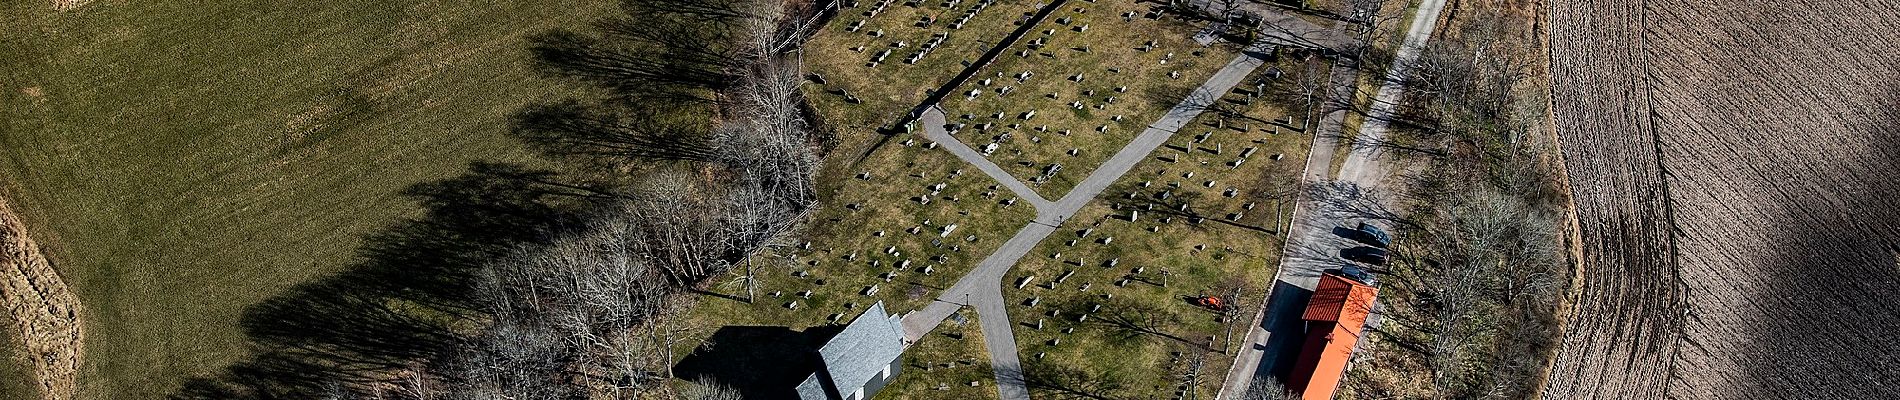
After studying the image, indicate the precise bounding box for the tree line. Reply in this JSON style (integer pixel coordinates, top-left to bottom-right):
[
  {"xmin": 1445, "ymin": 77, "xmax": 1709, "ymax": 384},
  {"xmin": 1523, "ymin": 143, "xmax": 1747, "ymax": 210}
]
[
  {"xmin": 174, "ymin": 0, "xmax": 820, "ymax": 398},
  {"xmin": 1330, "ymin": 6, "xmax": 1569, "ymax": 399}
]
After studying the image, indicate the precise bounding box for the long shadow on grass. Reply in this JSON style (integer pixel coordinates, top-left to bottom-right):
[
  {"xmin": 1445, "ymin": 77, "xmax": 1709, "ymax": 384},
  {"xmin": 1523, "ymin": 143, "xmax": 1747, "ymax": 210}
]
[{"xmin": 171, "ymin": 162, "xmax": 595, "ymax": 399}]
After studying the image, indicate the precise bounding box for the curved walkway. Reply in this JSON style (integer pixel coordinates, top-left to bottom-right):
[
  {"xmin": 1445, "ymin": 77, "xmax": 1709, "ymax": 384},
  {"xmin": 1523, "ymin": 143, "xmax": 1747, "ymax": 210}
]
[{"xmin": 902, "ymin": 43, "xmax": 1273, "ymax": 400}]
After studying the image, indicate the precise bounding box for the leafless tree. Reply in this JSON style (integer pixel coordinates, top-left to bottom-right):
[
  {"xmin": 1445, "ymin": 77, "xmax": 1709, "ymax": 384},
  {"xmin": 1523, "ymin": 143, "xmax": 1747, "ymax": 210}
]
[
  {"xmin": 1242, "ymin": 378, "xmax": 1300, "ymax": 400},
  {"xmin": 679, "ymin": 377, "xmax": 744, "ymax": 400}
]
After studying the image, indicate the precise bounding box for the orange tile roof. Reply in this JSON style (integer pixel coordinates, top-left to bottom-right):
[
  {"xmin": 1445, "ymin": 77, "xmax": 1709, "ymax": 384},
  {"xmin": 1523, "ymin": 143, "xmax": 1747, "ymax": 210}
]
[
  {"xmin": 1287, "ymin": 272, "xmax": 1379, "ymax": 399},
  {"xmin": 1300, "ymin": 273, "xmax": 1378, "ymax": 334}
]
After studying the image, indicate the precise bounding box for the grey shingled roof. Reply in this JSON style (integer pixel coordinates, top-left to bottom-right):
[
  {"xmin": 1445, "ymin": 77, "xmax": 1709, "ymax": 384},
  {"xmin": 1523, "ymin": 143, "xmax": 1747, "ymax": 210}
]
[
  {"xmin": 816, "ymin": 301, "xmax": 907, "ymax": 396},
  {"xmin": 796, "ymin": 373, "xmax": 829, "ymax": 400}
]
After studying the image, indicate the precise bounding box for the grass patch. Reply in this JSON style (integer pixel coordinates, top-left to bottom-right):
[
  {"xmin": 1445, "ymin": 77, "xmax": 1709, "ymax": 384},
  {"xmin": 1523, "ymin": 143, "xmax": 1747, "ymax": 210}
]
[
  {"xmin": 0, "ymin": 0, "xmax": 617, "ymax": 398},
  {"xmin": 0, "ymin": 323, "xmax": 34, "ymax": 400},
  {"xmin": 940, "ymin": 0, "xmax": 1233, "ymax": 197},
  {"xmin": 804, "ymin": 0, "xmax": 1047, "ymax": 141},
  {"xmin": 880, "ymin": 310, "xmax": 999, "ymax": 399}
]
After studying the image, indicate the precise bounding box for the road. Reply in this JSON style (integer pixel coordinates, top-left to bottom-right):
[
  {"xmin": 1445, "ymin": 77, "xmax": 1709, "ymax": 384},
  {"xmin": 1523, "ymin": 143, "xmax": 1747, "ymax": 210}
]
[
  {"xmin": 1336, "ymin": 0, "xmax": 1446, "ymax": 184},
  {"xmin": 903, "ymin": 42, "xmax": 1274, "ymax": 400},
  {"xmin": 1216, "ymin": 0, "xmax": 1447, "ymax": 397}
]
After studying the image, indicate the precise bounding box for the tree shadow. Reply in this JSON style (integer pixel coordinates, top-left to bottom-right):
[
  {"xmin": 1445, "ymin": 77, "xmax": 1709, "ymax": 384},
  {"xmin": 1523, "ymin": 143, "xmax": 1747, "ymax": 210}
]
[
  {"xmin": 672, "ymin": 325, "xmax": 846, "ymax": 400},
  {"xmin": 171, "ymin": 162, "xmax": 593, "ymax": 399}
]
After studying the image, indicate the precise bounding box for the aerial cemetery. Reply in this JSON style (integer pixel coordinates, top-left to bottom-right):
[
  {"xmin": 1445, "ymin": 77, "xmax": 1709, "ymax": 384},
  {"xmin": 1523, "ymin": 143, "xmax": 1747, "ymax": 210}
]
[
  {"xmin": 995, "ymin": 56, "xmax": 1324, "ymax": 398},
  {"xmin": 804, "ymin": 0, "xmax": 1044, "ymax": 136},
  {"xmin": 680, "ymin": 0, "xmax": 1335, "ymax": 396},
  {"xmin": 939, "ymin": 0, "xmax": 1230, "ymax": 196}
]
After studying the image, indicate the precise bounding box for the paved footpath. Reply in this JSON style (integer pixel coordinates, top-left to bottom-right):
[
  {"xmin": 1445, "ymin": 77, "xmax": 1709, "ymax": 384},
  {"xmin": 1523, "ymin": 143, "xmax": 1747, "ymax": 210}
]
[{"xmin": 903, "ymin": 42, "xmax": 1273, "ymax": 400}]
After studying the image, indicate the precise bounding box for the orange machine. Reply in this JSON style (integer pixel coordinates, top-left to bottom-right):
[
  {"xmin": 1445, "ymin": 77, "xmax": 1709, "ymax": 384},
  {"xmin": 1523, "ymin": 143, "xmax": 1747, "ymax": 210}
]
[{"xmin": 1285, "ymin": 272, "xmax": 1378, "ymax": 400}]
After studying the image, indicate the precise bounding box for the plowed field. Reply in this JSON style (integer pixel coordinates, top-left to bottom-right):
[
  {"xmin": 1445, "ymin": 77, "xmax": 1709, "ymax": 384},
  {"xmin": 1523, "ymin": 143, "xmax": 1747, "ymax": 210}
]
[{"xmin": 1546, "ymin": 0, "xmax": 1900, "ymax": 398}]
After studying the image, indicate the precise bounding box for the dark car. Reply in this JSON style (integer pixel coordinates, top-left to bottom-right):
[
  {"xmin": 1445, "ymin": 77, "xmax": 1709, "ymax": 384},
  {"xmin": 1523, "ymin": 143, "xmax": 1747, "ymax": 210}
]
[
  {"xmin": 1324, "ymin": 266, "xmax": 1378, "ymax": 285},
  {"xmin": 1340, "ymin": 246, "xmax": 1389, "ymax": 266},
  {"xmin": 1334, "ymin": 221, "xmax": 1393, "ymax": 248},
  {"xmin": 1355, "ymin": 221, "xmax": 1392, "ymax": 248}
]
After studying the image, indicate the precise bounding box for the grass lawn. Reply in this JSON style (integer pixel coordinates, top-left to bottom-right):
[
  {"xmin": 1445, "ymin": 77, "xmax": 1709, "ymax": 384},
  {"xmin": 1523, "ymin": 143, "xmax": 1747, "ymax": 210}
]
[
  {"xmin": 0, "ymin": 0, "xmax": 617, "ymax": 398},
  {"xmin": 804, "ymin": 0, "xmax": 1046, "ymax": 141},
  {"xmin": 998, "ymin": 57, "xmax": 1321, "ymax": 399},
  {"xmin": 0, "ymin": 325, "xmax": 32, "ymax": 399},
  {"xmin": 940, "ymin": 0, "xmax": 1232, "ymax": 198},
  {"xmin": 682, "ymin": 132, "xmax": 1035, "ymax": 326},
  {"xmin": 879, "ymin": 309, "xmax": 999, "ymax": 399}
]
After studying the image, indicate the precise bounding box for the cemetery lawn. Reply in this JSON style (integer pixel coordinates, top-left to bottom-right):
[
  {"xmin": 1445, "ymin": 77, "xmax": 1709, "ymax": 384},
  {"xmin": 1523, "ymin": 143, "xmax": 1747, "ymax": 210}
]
[
  {"xmin": 0, "ymin": 0, "xmax": 615, "ymax": 398},
  {"xmin": 879, "ymin": 310, "xmax": 1001, "ymax": 399},
  {"xmin": 940, "ymin": 0, "xmax": 1236, "ymax": 198},
  {"xmin": 804, "ymin": 0, "xmax": 1046, "ymax": 138},
  {"xmin": 674, "ymin": 130, "xmax": 1035, "ymax": 369},
  {"xmin": 998, "ymin": 58, "xmax": 1321, "ymax": 399}
]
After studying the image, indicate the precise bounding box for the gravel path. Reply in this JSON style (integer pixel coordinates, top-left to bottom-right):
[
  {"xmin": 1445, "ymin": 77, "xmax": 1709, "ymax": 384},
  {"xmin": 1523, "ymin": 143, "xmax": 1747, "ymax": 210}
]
[{"xmin": 902, "ymin": 43, "xmax": 1273, "ymax": 400}]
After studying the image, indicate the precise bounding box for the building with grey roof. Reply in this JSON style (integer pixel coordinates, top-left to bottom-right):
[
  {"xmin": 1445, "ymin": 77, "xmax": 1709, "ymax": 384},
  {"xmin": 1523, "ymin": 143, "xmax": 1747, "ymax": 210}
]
[{"xmin": 796, "ymin": 301, "xmax": 907, "ymax": 400}]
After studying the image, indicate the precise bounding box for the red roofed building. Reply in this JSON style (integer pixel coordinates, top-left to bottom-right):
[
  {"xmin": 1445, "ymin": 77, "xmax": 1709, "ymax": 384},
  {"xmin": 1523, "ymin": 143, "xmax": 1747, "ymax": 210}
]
[{"xmin": 1286, "ymin": 272, "xmax": 1379, "ymax": 400}]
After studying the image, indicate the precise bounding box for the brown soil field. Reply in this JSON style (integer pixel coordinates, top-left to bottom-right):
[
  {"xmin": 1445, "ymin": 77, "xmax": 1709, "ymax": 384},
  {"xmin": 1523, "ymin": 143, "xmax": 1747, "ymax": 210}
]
[
  {"xmin": 0, "ymin": 196, "xmax": 82, "ymax": 400},
  {"xmin": 1545, "ymin": 0, "xmax": 1900, "ymax": 398}
]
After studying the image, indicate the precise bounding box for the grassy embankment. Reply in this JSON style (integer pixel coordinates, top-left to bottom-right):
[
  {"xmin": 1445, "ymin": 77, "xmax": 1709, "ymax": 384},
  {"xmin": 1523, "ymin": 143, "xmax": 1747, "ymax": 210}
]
[{"xmin": 0, "ymin": 0, "xmax": 616, "ymax": 398}]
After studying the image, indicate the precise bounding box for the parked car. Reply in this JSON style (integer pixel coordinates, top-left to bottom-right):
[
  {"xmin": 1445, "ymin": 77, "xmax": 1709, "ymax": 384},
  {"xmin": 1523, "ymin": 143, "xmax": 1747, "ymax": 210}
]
[
  {"xmin": 1324, "ymin": 266, "xmax": 1378, "ymax": 285},
  {"xmin": 1340, "ymin": 246, "xmax": 1389, "ymax": 266},
  {"xmin": 1334, "ymin": 221, "xmax": 1392, "ymax": 248},
  {"xmin": 1355, "ymin": 221, "xmax": 1391, "ymax": 248}
]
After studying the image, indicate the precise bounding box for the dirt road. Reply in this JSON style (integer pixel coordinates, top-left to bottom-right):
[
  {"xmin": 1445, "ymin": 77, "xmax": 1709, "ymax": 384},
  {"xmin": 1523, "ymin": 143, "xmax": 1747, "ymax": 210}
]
[{"xmin": 1545, "ymin": 0, "xmax": 1900, "ymax": 398}]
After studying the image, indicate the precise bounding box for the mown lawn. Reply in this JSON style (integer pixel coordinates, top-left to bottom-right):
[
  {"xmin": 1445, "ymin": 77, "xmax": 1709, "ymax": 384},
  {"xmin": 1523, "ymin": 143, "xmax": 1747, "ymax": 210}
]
[
  {"xmin": 0, "ymin": 0, "xmax": 617, "ymax": 398},
  {"xmin": 880, "ymin": 310, "xmax": 999, "ymax": 400}
]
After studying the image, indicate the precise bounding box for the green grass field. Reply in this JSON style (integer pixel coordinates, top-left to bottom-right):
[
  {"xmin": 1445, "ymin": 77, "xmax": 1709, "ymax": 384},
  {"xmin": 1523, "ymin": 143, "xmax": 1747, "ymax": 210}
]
[
  {"xmin": 0, "ymin": 0, "xmax": 616, "ymax": 398},
  {"xmin": 879, "ymin": 310, "xmax": 999, "ymax": 399},
  {"xmin": 0, "ymin": 324, "xmax": 32, "ymax": 400}
]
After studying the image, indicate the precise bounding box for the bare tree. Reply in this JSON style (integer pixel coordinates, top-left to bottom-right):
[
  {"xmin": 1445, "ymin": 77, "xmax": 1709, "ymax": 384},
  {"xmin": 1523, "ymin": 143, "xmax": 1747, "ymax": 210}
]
[
  {"xmin": 1242, "ymin": 378, "xmax": 1301, "ymax": 400},
  {"xmin": 679, "ymin": 377, "xmax": 744, "ymax": 400}
]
